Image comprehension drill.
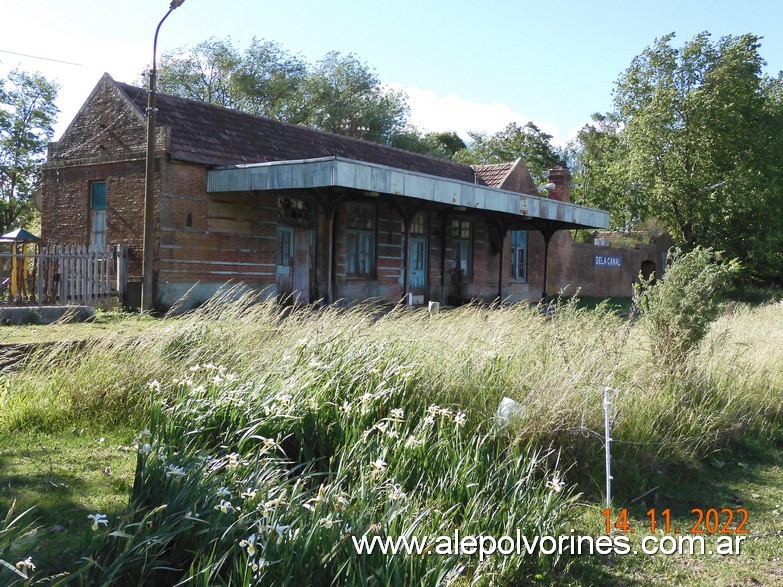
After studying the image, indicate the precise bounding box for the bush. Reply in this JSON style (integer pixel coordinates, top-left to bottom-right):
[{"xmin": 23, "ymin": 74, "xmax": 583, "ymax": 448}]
[{"xmin": 636, "ymin": 247, "xmax": 741, "ymax": 369}]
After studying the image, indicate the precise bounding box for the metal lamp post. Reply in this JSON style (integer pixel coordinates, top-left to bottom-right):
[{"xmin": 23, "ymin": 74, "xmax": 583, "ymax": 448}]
[{"xmin": 141, "ymin": 0, "xmax": 185, "ymax": 311}]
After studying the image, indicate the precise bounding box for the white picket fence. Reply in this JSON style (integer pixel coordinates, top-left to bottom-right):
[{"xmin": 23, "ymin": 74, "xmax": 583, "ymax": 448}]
[{"xmin": 1, "ymin": 244, "xmax": 128, "ymax": 306}]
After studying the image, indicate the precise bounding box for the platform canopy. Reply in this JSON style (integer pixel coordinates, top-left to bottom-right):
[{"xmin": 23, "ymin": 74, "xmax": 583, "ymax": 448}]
[{"xmin": 207, "ymin": 156, "xmax": 610, "ymax": 231}]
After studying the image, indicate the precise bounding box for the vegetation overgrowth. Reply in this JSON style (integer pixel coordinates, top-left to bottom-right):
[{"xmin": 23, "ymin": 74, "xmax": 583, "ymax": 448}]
[{"xmin": 1, "ymin": 254, "xmax": 782, "ymax": 584}]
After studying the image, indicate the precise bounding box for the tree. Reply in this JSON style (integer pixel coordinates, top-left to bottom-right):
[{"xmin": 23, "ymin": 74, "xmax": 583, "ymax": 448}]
[
  {"xmin": 0, "ymin": 70, "xmax": 59, "ymax": 233},
  {"xmin": 453, "ymin": 122, "xmax": 564, "ymax": 185},
  {"xmin": 156, "ymin": 41, "xmax": 410, "ymax": 146},
  {"xmin": 570, "ymin": 113, "xmax": 644, "ymax": 231},
  {"xmin": 156, "ymin": 37, "xmax": 245, "ymax": 109},
  {"xmin": 301, "ymin": 51, "xmax": 409, "ymax": 144},
  {"xmin": 573, "ymin": 32, "xmax": 783, "ymax": 279},
  {"xmin": 389, "ymin": 129, "xmax": 466, "ymax": 159}
]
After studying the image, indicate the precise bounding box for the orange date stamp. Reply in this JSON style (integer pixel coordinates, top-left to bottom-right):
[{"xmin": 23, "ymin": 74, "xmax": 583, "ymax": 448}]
[{"xmin": 602, "ymin": 507, "xmax": 749, "ymax": 535}]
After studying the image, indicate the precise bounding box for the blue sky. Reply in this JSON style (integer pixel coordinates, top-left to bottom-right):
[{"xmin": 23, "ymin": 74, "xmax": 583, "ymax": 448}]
[{"xmin": 3, "ymin": 0, "xmax": 782, "ymax": 145}]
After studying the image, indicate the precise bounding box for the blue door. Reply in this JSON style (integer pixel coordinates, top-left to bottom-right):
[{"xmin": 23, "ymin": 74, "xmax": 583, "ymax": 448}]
[{"xmin": 409, "ymin": 235, "xmax": 428, "ymax": 293}]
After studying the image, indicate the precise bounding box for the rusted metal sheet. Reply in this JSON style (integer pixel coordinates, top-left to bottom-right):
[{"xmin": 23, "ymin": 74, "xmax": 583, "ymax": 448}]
[{"xmin": 207, "ymin": 157, "xmax": 610, "ymax": 229}]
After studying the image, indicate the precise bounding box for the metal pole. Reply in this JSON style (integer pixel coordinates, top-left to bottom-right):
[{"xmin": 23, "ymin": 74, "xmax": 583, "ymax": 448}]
[
  {"xmin": 141, "ymin": 2, "xmax": 183, "ymax": 312},
  {"xmin": 604, "ymin": 386, "xmax": 613, "ymax": 510}
]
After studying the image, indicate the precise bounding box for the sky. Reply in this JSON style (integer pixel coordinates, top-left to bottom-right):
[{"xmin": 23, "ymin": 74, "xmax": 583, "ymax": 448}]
[{"xmin": 2, "ymin": 0, "xmax": 783, "ymax": 146}]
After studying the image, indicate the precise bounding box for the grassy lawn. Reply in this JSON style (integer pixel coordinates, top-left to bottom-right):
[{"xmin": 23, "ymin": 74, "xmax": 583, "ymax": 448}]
[
  {"xmin": 561, "ymin": 446, "xmax": 783, "ymax": 586},
  {"xmin": 0, "ymin": 284, "xmax": 781, "ymax": 585},
  {"xmin": 0, "ymin": 308, "xmax": 156, "ymax": 346},
  {"xmin": 0, "ymin": 429, "xmax": 136, "ymax": 577}
]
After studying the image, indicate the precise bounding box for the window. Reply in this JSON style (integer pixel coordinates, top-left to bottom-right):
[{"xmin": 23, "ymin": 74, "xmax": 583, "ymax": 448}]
[
  {"xmin": 510, "ymin": 230, "xmax": 527, "ymax": 282},
  {"xmin": 345, "ymin": 203, "xmax": 375, "ymax": 275},
  {"xmin": 278, "ymin": 197, "xmax": 312, "ymax": 225},
  {"xmin": 90, "ymin": 181, "xmax": 107, "ymax": 247},
  {"xmin": 410, "ymin": 212, "xmax": 427, "ymax": 235},
  {"xmin": 450, "ymin": 219, "xmax": 472, "ymax": 276}
]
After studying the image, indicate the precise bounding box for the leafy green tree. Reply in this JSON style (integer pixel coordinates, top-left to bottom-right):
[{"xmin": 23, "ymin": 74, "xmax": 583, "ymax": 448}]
[
  {"xmin": 157, "ymin": 41, "xmax": 409, "ymax": 146},
  {"xmin": 573, "ymin": 32, "xmax": 783, "ymax": 279},
  {"xmin": 569, "ymin": 113, "xmax": 644, "ymax": 231},
  {"xmin": 0, "ymin": 69, "xmax": 59, "ymax": 233},
  {"xmin": 156, "ymin": 37, "xmax": 245, "ymax": 109},
  {"xmin": 453, "ymin": 122, "xmax": 564, "ymax": 185},
  {"xmin": 389, "ymin": 129, "xmax": 466, "ymax": 159},
  {"xmin": 233, "ymin": 38, "xmax": 308, "ymax": 122},
  {"xmin": 301, "ymin": 51, "xmax": 409, "ymax": 144}
]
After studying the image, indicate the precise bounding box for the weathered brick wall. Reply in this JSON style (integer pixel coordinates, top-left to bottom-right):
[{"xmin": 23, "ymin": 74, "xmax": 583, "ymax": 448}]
[{"xmin": 41, "ymin": 75, "xmax": 148, "ymax": 280}]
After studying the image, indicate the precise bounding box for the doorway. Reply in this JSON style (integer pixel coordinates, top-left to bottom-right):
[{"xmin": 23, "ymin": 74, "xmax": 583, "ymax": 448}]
[{"xmin": 276, "ymin": 225, "xmax": 313, "ymax": 303}]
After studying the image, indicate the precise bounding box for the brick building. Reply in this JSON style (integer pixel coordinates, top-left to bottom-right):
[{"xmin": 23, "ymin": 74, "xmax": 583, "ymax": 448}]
[{"xmin": 42, "ymin": 74, "xmax": 613, "ymax": 309}]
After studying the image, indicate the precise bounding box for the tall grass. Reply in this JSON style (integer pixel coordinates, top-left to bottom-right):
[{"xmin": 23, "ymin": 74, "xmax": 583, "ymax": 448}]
[{"xmin": 3, "ymin": 286, "xmax": 783, "ymax": 583}]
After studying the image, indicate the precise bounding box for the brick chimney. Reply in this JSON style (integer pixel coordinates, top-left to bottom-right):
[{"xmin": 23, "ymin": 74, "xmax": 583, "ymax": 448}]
[{"xmin": 546, "ymin": 166, "xmax": 571, "ymax": 202}]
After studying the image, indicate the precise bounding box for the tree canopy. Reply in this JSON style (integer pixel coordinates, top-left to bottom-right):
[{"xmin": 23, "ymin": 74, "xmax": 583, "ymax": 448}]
[
  {"xmin": 572, "ymin": 32, "xmax": 783, "ymax": 279},
  {"xmin": 156, "ymin": 38, "xmax": 409, "ymax": 145},
  {"xmin": 0, "ymin": 69, "xmax": 59, "ymax": 234},
  {"xmin": 453, "ymin": 122, "xmax": 564, "ymax": 186}
]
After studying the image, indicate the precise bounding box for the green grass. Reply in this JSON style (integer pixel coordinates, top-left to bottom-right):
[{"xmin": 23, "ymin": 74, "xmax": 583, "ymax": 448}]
[
  {"xmin": 0, "ymin": 428, "xmax": 136, "ymax": 579},
  {"xmin": 0, "ymin": 287, "xmax": 782, "ymax": 585}
]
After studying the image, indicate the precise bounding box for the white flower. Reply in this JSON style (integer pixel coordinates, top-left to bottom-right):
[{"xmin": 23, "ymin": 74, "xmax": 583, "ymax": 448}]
[
  {"xmin": 422, "ymin": 415, "xmax": 435, "ymax": 427},
  {"xmin": 239, "ymin": 534, "xmax": 257, "ymax": 556},
  {"xmin": 546, "ymin": 475, "xmax": 566, "ymax": 493},
  {"xmin": 15, "ymin": 557, "xmax": 35, "ymax": 573},
  {"xmin": 138, "ymin": 443, "xmax": 152, "ymax": 454},
  {"xmin": 405, "ymin": 435, "xmax": 425, "ymax": 448},
  {"xmin": 88, "ymin": 513, "xmax": 108, "ymax": 531},
  {"xmin": 217, "ymin": 486, "xmax": 231, "ymax": 497},
  {"xmin": 249, "ymin": 556, "xmax": 268, "ymax": 572},
  {"xmin": 427, "ymin": 404, "xmax": 440, "ymax": 417},
  {"xmin": 241, "ymin": 488, "xmax": 257, "ymax": 500},
  {"xmin": 454, "ymin": 411, "xmax": 467, "ymax": 427},
  {"xmin": 439, "ymin": 407, "xmax": 453, "ymax": 418},
  {"xmin": 215, "ymin": 500, "xmax": 235, "ymax": 514},
  {"xmin": 370, "ymin": 458, "xmax": 387, "ymax": 473},
  {"xmin": 147, "ymin": 380, "xmax": 161, "ymax": 392},
  {"xmin": 374, "ymin": 421, "xmax": 388, "ymax": 434},
  {"xmin": 302, "ymin": 502, "xmax": 316, "ymax": 512},
  {"xmin": 320, "ymin": 514, "xmax": 339, "ymax": 529},
  {"xmin": 388, "ymin": 484, "xmax": 406, "ymax": 501},
  {"xmin": 260, "ymin": 437, "xmax": 279, "ymax": 451},
  {"xmin": 165, "ymin": 464, "xmax": 187, "ymax": 478},
  {"xmin": 389, "ymin": 408, "xmax": 405, "ymax": 421}
]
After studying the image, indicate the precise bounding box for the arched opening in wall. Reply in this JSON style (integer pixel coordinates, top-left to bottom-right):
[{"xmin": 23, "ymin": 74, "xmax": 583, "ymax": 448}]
[{"xmin": 640, "ymin": 259, "xmax": 657, "ymax": 285}]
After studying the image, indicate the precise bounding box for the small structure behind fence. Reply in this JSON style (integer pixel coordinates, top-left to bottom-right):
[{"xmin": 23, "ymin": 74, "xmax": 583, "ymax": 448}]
[{"xmin": 1, "ymin": 244, "xmax": 128, "ymax": 306}]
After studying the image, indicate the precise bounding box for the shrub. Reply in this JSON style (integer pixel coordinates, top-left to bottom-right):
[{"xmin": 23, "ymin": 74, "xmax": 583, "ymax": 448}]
[{"xmin": 636, "ymin": 246, "xmax": 741, "ymax": 369}]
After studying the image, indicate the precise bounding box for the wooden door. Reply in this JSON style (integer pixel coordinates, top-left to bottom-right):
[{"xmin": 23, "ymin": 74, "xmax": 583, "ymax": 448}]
[
  {"xmin": 292, "ymin": 228, "xmax": 313, "ymax": 303},
  {"xmin": 276, "ymin": 226, "xmax": 294, "ymax": 301}
]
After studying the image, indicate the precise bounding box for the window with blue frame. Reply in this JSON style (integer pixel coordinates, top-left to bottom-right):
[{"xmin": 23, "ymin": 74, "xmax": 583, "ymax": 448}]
[
  {"xmin": 345, "ymin": 202, "xmax": 375, "ymax": 276},
  {"xmin": 90, "ymin": 181, "xmax": 107, "ymax": 247},
  {"xmin": 510, "ymin": 230, "xmax": 527, "ymax": 282}
]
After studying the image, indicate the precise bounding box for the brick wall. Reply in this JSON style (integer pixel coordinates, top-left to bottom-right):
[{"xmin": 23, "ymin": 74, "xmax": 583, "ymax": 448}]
[{"xmin": 41, "ymin": 76, "xmax": 148, "ymax": 280}]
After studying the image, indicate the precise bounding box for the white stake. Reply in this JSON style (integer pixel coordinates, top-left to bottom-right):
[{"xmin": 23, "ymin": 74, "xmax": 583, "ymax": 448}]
[{"xmin": 604, "ymin": 386, "xmax": 614, "ymax": 510}]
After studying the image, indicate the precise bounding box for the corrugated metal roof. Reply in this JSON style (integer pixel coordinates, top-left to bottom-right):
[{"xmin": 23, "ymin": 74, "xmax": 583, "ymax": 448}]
[{"xmin": 208, "ymin": 157, "xmax": 610, "ymax": 230}]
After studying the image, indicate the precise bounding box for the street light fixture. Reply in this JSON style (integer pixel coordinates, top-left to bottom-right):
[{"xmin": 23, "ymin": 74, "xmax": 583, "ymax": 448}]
[{"xmin": 141, "ymin": 0, "xmax": 185, "ymax": 312}]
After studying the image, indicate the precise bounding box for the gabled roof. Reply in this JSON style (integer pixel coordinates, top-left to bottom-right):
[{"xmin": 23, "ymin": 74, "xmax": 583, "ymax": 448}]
[
  {"xmin": 111, "ymin": 77, "xmax": 487, "ymax": 186},
  {"xmin": 472, "ymin": 162, "xmax": 515, "ymax": 189}
]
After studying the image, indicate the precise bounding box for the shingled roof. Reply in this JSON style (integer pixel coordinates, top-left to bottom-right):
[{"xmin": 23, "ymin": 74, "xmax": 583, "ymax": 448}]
[
  {"xmin": 112, "ymin": 78, "xmax": 487, "ymax": 186},
  {"xmin": 472, "ymin": 162, "xmax": 515, "ymax": 189}
]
